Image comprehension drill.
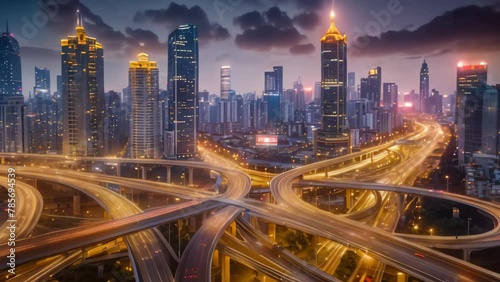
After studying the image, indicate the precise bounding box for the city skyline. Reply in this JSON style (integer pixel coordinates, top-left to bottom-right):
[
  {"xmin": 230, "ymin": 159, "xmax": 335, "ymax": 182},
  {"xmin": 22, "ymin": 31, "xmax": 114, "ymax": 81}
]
[{"xmin": 1, "ymin": 0, "xmax": 499, "ymax": 97}]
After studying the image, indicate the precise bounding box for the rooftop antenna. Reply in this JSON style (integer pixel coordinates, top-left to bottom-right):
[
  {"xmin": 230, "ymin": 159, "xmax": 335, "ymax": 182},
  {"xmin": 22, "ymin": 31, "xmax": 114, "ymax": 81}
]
[{"xmin": 76, "ymin": 9, "xmax": 83, "ymax": 28}]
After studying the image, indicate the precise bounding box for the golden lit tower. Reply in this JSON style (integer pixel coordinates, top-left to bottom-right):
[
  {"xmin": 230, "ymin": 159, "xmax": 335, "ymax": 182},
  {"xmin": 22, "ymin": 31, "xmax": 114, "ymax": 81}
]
[
  {"xmin": 61, "ymin": 10, "xmax": 104, "ymax": 156},
  {"xmin": 315, "ymin": 9, "xmax": 350, "ymax": 160},
  {"xmin": 128, "ymin": 53, "xmax": 160, "ymax": 159}
]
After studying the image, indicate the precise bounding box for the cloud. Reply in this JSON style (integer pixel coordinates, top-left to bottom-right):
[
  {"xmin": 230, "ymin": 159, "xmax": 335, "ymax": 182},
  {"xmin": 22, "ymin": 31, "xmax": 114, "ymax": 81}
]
[
  {"xmin": 352, "ymin": 5, "xmax": 500, "ymax": 57},
  {"xmin": 133, "ymin": 2, "xmax": 230, "ymax": 44},
  {"xmin": 293, "ymin": 0, "xmax": 325, "ymax": 11},
  {"xmin": 233, "ymin": 7, "xmax": 314, "ymax": 55},
  {"xmin": 289, "ymin": 43, "xmax": 315, "ymax": 55},
  {"xmin": 293, "ymin": 12, "xmax": 320, "ymax": 30}
]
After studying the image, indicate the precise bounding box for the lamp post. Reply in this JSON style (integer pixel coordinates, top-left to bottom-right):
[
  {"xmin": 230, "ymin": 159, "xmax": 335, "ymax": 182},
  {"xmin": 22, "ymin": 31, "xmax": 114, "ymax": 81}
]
[
  {"xmin": 445, "ymin": 175, "xmax": 449, "ymax": 192},
  {"xmin": 429, "ymin": 228, "xmax": 434, "ymax": 236}
]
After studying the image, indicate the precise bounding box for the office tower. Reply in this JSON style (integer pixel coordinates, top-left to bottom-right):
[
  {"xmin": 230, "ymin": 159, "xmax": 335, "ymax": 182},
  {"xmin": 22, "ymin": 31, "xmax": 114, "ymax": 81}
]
[
  {"xmin": 55, "ymin": 75, "xmax": 63, "ymax": 151},
  {"xmin": 383, "ymin": 83, "xmax": 398, "ymax": 111},
  {"xmin": 128, "ymin": 53, "xmax": 160, "ymax": 159},
  {"xmin": 360, "ymin": 78, "xmax": 368, "ymax": 100},
  {"xmin": 313, "ymin": 82, "xmax": 321, "ymax": 103},
  {"xmin": 419, "ymin": 60, "xmax": 430, "ymax": 113},
  {"xmin": 166, "ymin": 25, "xmax": 198, "ymax": 160},
  {"xmin": 104, "ymin": 91, "xmax": 122, "ymax": 156},
  {"xmin": 0, "ymin": 22, "xmax": 25, "ymax": 153},
  {"xmin": 28, "ymin": 67, "xmax": 58, "ymax": 153},
  {"xmin": 315, "ymin": 10, "xmax": 349, "ymax": 159},
  {"xmin": 456, "ymin": 63, "xmax": 488, "ymax": 167},
  {"xmin": 347, "ymin": 100, "xmax": 368, "ymax": 129},
  {"xmin": 294, "ymin": 78, "xmax": 306, "ymax": 111},
  {"xmin": 348, "ymin": 72, "xmax": 357, "ymax": 101},
  {"xmin": 428, "ymin": 89, "xmax": 443, "ymax": 114},
  {"xmin": 220, "ymin": 66, "xmax": 231, "ymax": 100},
  {"xmin": 61, "ymin": 12, "xmax": 104, "ymax": 156},
  {"xmin": 263, "ymin": 67, "xmax": 283, "ymax": 123},
  {"xmin": 367, "ymin": 67, "xmax": 382, "ymax": 108}
]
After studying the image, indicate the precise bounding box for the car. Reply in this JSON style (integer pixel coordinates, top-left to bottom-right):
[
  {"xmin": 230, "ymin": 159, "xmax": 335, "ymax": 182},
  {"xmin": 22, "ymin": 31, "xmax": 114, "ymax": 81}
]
[{"xmin": 414, "ymin": 252, "xmax": 425, "ymax": 258}]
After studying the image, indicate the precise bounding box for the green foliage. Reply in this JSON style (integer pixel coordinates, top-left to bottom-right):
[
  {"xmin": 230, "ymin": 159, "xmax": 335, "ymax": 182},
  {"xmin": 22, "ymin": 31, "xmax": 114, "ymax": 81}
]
[{"xmin": 334, "ymin": 250, "xmax": 359, "ymax": 281}]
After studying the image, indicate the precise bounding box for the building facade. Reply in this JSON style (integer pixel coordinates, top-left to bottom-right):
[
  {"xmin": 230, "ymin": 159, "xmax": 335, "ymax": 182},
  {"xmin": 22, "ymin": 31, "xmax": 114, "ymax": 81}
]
[{"xmin": 61, "ymin": 13, "xmax": 105, "ymax": 156}]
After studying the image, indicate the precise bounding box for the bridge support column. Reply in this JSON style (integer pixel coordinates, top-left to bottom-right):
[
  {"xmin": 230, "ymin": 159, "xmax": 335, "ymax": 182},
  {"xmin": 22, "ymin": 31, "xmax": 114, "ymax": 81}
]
[
  {"xmin": 463, "ymin": 249, "xmax": 472, "ymax": 262},
  {"xmin": 116, "ymin": 164, "xmax": 121, "ymax": 177},
  {"xmin": 73, "ymin": 193, "xmax": 81, "ymax": 216},
  {"xmin": 220, "ymin": 253, "xmax": 231, "ymax": 282},
  {"xmin": 188, "ymin": 168, "xmax": 194, "ymax": 186},
  {"xmin": 324, "ymin": 167, "xmax": 329, "ymax": 178},
  {"xmin": 346, "ymin": 188, "xmax": 353, "ymax": 209},
  {"xmin": 165, "ymin": 166, "xmax": 172, "ymax": 183},
  {"xmin": 268, "ymin": 222, "xmax": 276, "ymax": 242},
  {"xmin": 293, "ymin": 187, "xmax": 303, "ymax": 199},
  {"xmin": 141, "ymin": 166, "xmax": 147, "ymax": 180},
  {"xmin": 397, "ymin": 272, "xmax": 408, "ymax": 282},
  {"xmin": 371, "ymin": 152, "xmax": 374, "ymax": 163}
]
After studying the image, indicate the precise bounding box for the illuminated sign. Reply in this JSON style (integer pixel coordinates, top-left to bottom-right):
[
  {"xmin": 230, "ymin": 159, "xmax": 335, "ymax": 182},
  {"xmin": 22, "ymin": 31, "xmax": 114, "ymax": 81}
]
[{"xmin": 256, "ymin": 135, "xmax": 278, "ymax": 146}]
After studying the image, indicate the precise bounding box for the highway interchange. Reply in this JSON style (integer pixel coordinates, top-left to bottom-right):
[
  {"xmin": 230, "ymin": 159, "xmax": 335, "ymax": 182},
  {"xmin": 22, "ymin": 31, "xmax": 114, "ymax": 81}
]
[{"xmin": 1, "ymin": 121, "xmax": 500, "ymax": 281}]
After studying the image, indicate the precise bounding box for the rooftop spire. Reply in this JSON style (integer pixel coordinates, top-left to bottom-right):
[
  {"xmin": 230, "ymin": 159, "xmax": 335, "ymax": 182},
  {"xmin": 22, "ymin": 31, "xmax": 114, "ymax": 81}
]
[{"xmin": 76, "ymin": 9, "xmax": 83, "ymax": 28}]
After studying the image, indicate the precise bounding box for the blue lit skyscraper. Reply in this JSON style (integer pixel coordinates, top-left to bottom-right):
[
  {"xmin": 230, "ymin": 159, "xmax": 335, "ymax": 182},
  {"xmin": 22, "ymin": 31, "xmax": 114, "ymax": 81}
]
[
  {"xmin": 0, "ymin": 22, "xmax": 25, "ymax": 153},
  {"xmin": 166, "ymin": 25, "xmax": 199, "ymax": 160},
  {"xmin": 420, "ymin": 60, "xmax": 430, "ymax": 113}
]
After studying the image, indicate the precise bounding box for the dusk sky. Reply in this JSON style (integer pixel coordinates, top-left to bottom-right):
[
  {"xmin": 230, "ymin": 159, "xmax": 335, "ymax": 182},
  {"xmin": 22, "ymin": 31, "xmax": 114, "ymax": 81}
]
[{"xmin": 2, "ymin": 0, "xmax": 500, "ymax": 97}]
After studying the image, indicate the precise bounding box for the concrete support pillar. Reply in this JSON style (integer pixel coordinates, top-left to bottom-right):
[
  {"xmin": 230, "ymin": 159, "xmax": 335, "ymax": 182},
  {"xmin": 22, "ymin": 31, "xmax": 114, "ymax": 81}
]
[
  {"xmin": 188, "ymin": 168, "xmax": 194, "ymax": 186},
  {"xmin": 397, "ymin": 272, "xmax": 408, "ymax": 282},
  {"xmin": 346, "ymin": 188, "xmax": 353, "ymax": 209},
  {"xmin": 268, "ymin": 222, "xmax": 276, "ymax": 242},
  {"xmin": 324, "ymin": 167, "xmax": 329, "ymax": 178},
  {"xmin": 73, "ymin": 194, "xmax": 81, "ymax": 216},
  {"xmin": 116, "ymin": 164, "xmax": 121, "ymax": 177},
  {"xmin": 293, "ymin": 187, "xmax": 303, "ymax": 199},
  {"xmin": 220, "ymin": 253, "xmax": 231, "ymax": 282},
  {"xmin": 141, "ymin": 166, "xmax": 147, "ymax": 180},
  {"xmin": 463, "ymin": 249, "xmax": 472, "ymax": 262},
  {"xmin": 165, "ymin": 166, "xmax": 172, "ymax": 183},
  {"xmin": 371, "ymin": 152, "xmax": 374, "ymax": 164}
]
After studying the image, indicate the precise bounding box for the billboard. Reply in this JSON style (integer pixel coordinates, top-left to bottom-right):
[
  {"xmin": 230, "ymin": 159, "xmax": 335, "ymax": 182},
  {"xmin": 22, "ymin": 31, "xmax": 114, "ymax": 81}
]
[{"xmin": 256, "ymin": 135, "xmax": 278, "ymax": 146}]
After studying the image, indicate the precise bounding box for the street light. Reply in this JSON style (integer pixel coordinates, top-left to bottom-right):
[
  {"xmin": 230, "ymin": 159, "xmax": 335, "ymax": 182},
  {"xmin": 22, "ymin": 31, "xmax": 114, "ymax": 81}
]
[
  {"xmin": 445, "ymin": 175, "xmax": 449, "ymax": 192},
  {"xmin": 429, "ymin": 228, "xmax": 434, "ymax": 236}
]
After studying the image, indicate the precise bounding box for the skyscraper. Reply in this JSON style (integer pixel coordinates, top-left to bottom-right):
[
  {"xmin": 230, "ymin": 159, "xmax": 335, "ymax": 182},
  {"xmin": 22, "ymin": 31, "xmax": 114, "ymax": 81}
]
[
  {"xmin": 456, "ymin": 63, "xmax": 488, "ymax": 167},
  {"xmin": 0, "ymin": 22, "xmax": 25, "ymax": 153},
  {"xmin": 315, "ymin": 9, "xmax": 349, "ymax": 159},
  {"xmin": 166, "ymin": 25, "xmax": 199, "ymax": 160},
  {"xmin": 61, "ymin": 11, "xmax": 104, "ymax": 156},
  {"xmin": 419, "ymin": 60, "xmax": 430, "ymax": 113},
  {"xmin": 347, "ymin": 72, "xmax": 356, "ymax": 101},
  {"xmin": 129, "ymin": 53, "xmax": 160, "ymax": 159},
  {"xmin": 104, "ymin": 90, "xmax": 122, "ymax": 156},
  {"xmin": 220, "ymin": 66, "xmax": 231, "ymax": 100},
  {"xmin": 367, "ymin": 67, "xmax": 382, "ymax": 108},
  {"xmin": 263, "ymin": 67, "xmax": 283, "ymax": 123}
]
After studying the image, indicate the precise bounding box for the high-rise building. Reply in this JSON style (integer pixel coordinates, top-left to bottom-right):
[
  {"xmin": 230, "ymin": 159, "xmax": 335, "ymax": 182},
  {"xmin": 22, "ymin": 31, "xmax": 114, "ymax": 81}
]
[
  {"xmin": 0, "ymin": 22, "xmax": 22, "ymax": 96},
  {"xmin": 419, "ymin": 60, "xmax": 430, "ymax": 113},
  {"xmin": 294, "ymin": 78, "xmax": 306, "ymax": 111},
  {"xmin": 367, "ymin": 67, "xmax": 382, "ymax": 108},
  {"xmin": 456, "ymin": 63, "xmax": 488, "ymax": 167},
  {"xmin": 383, "ymin": 83, "xmax": 398, "ymax": 111},
  {"xmin": 220, "ymin": 66, "xmax": 231, "ymax": 100},
  {"xmin": 348, "ymin": 72, "xmax": 357, "ymax": 101},
  {"xmin": 28, "ymin": 67, "xmax": 58, "ymax": 153},
  {"xmin": 104, "ymin": 90, "xmax": 122, "ymax": 156},
  {"xmin": 166, "ymin": 25, "xmax": 198, "ymax": 160},
  {"xmin": 313, "ymin": 82, "xmax": 321, "ymax": 104},
  {"xmin": 129, "ymin": 53, "xmax": 160, "ymax": 159},
  {"xmin": 315, "ymin": 10, "xmax": 350, "ymax": 159},
  {"xmin": 0, "ymin": 22, "xmax": 25, "ymax": 153},
  {"xmin": 359, "ymin": 78, "xmax": 368, "ymax": 100},
  {"xmin": 263, "ymin": 67, "xmax": 283, "ymax": 123},
  {"xmin": 61, "ymin": 11, "xmax": 104, "ymax": 156}
]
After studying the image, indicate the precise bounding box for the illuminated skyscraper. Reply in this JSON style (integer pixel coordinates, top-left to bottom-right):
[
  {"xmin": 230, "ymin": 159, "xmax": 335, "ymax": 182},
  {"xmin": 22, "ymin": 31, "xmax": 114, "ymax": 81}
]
[
  {"xmin": 129, "ymin": 53, "xmax": 160, "ymax": 159},
  {"xmin": 315, "ymin": 9, "xmax": 349, "ymax": 159},
  {"xmin": 61, "ymin": 11, "xmax": 104, "ymax": 156},
  {"xmin": 0, "ymin": 22, "xmax": 25, "ymax": 153},
  {"xmin": 419, "ymin": 60, "xmax": 430, "ymax": 112},
  {"xmin": 368, "ymin": 67, "xmax": 382, "ymax": 108},
  {"xmin": 221, "ymin": 66, "xmax": 231, "ymax": 100},
  {"xmin": 166, "ymin": 25, "xmax": 198, "ymax": 160},
  {"xmin": 263, "ymin": 66, "xmax": 283, "ymax": 123},
  {"xmin": 456, "ymin": 63, "xmax": 489, "ymax": 167}
]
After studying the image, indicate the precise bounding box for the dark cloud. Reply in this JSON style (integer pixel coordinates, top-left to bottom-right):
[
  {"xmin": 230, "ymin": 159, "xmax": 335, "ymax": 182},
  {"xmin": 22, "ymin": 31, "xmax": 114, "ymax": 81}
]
[
  {"xmin": 233, "ymin": 7, "xmax": 313, "ymax": 55},
  {"xmin": 293, "ymin": 12, "xmax": 320, "ymax": 30},
  {"xmin": 44, "ymin": 0, "xmax": 165, "ymax": 57},
  {"xmin": 293, "ymin": 0, "xmax": 325, "ymax": 11},
  {"xmin": 234, "ymin": 11, "xmax": 266, "ymax": 29},
  {"xmin": 352, "ymin": 5, "xmax": 500, "ymax": 57},
  {"xmin": 133, "ymin": 3, "xmax": 230, "ymax": 43},
  {"xmin": 289, "ymin": 43, "xmax": 315, "ymax": 55},
  {"xmin": 265, "ymin": 7, "xmax": 293, "ymax": 28}
]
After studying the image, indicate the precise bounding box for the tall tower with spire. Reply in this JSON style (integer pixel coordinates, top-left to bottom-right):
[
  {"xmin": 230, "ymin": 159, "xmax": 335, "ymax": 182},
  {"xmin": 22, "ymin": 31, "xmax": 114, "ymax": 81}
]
[
  {"xmin": 315, "ymin": 9, "xmax": 350, "ymax": 160},
  {"xmin": 61, "ymin": 10, "xmax": 105, "ymax": 156},
  {"xmin": 419, "ymin": 59, "xmax": 429, "ymax": 113}
]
